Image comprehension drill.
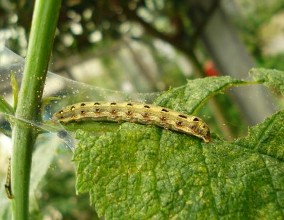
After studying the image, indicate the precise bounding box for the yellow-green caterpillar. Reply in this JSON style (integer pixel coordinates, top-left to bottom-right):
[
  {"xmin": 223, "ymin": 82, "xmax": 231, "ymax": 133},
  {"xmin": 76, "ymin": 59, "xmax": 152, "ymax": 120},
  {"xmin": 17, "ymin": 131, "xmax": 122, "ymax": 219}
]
[{"xmin": 52, "ymin": 102, "xmax": 211, "ymax": 143}]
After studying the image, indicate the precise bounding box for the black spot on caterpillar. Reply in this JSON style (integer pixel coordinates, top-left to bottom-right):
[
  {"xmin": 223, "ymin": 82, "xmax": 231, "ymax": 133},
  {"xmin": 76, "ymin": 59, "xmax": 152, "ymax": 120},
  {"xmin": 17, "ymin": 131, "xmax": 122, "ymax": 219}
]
[
  {"xmin": 178, "ymin": 114, "xmax": 187, "ymax": 119},
  {"xmin": 52, "ymin": 102, "xmax": 211, "ymax": 142}
]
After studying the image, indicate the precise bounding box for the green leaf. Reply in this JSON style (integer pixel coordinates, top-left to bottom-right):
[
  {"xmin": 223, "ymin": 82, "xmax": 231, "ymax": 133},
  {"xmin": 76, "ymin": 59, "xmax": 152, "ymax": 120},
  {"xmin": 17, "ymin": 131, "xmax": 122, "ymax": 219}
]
[
  {"xmin": 154, "ymin": 76, "xmax": 245, "ymax": 114},
  {"xmin": 72, "ymin": 76, "xmax": 283, "ymax": 219},
  {"xmin": 235, "ymin": 110, "xmax": 284, "ymax": 160},
  {"xmin": 0, "ymin": 96, "xmax": 14, "ymax": 115},
  {"xmin": 73, "ymin": 110, "xmax": 284, "ymax": 219},
  {"xmin": 249, "ymin": 68, "xmax": 284, "ymax": 96},
  {"xmin": 61, "ymin": 121, "xmax": 120, "ymax": 133},
  {"xmin": 0, "ymin": 96, "xmax": 14, "ymax": 137}
]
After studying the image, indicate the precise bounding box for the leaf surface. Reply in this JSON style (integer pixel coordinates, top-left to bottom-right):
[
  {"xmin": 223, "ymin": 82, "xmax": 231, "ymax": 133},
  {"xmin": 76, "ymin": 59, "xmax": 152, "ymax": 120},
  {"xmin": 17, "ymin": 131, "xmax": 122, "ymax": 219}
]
[
  {"xmin": 249, "ymin": 68, "xmax": 284, "ymax": 95},
  {"xmin": 154, "ymin": 76, "xmax": 244, "ymax": 114},
  {"xmin": 72, "ymin": 76, "xmax": 284, "ymax": 219},
  {"xmin": 74, "ymin": 111, "xmax": 284, "ymax": 219}
]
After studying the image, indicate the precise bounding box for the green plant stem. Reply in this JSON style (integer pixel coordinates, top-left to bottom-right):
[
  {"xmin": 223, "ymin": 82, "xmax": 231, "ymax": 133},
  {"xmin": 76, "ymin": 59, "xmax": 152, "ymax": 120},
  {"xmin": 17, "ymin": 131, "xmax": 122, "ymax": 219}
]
[{"xmin": 11, "ymin": 0, "xmax": 61, "ymax": 219}]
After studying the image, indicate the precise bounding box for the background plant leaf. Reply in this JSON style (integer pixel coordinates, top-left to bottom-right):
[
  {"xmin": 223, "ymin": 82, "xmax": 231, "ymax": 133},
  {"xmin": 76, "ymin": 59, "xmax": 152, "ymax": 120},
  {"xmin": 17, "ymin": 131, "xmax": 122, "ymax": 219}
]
[{"xmin": 249, "ymin": 68, "xmax": 284, "ymax": 96}]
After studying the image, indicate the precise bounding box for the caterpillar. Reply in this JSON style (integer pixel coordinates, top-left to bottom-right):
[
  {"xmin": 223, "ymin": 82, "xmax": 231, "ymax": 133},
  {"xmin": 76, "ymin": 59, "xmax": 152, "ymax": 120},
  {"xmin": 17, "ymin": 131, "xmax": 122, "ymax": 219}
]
[{"xmin": 52, "ymin": 102, "xmax": 211, "ymax": 143}]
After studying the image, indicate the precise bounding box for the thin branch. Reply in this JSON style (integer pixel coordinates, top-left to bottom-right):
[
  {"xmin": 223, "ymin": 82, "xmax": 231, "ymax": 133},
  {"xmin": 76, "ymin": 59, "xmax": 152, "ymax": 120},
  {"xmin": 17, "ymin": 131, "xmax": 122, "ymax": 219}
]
[{"xmin": 191, "ymin": 0, "xmax": 221, "ymax": 43}]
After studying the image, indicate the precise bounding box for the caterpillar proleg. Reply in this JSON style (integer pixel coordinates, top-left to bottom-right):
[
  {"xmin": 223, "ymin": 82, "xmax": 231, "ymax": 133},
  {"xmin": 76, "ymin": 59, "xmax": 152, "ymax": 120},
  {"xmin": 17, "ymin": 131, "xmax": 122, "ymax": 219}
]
[{"xmin": 52, "ymin": 102, "xmax": 211, "ymax": 143}]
